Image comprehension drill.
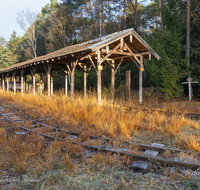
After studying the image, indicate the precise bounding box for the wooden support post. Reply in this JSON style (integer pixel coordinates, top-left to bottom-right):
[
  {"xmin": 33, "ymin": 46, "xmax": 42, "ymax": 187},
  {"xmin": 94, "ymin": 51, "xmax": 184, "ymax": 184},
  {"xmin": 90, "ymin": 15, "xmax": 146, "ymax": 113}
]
[
  {"xmin": 97, "ymin": 50, "xmax": 102, "ymax": 106},
  {"xmin": 126, "ymin": 70, "xmax": 131, "ymax": 102},
  {"xmin": 71, "ymin": 62, "xmax": 75, "ymax": 100},
  {"xmin": 13, "ymin": 74, "xmax": 16, "ymax": 95},
  {"xmin": 111, "ymin": 62, "xmax": 115, "ymax": 103},
  {"xmin": 84, "ymin": 65, "xmax": 87, "ymax": 98},
  {"xmin": 30, "ymin": 66, "xmax": 37, "ymax": 96},
  {"xmin": 24, "ymin": 76, "xmax": 26, "ymax": 92},
  {"xmin": 21, "ymin": 75, "xmax": 23, "ymax": 95},
  {"xmin": 51, "ymin": 75, "xmax": 53, "ymax": 96},
  {"xmin": 2, "ymin": 74, "xmax": 5, "ymax": 92},
  {"xmin": 47, "ymin": 72, "xmax": 50, "ymax": 97},
  {"xmin": 139, "ymin": 57, "xmax": 144, "ymax": 105},
  {"xmin": 6, "ymin": 73, "xmax": 9, "ymax": 93},
  {"xmin": 20, "ymin": 69, "xmax": 24, "ymax": 95},
  {"xmin": 65, "ymin": 73, "xmax": 68, "ymax": 97},
  {"xmin": 44, "ymin": 63, "xmax": 52, "ymax": 98},
  {"xmin": 33, "ymin": 74, "xmax": 36, "ymax": 96}
]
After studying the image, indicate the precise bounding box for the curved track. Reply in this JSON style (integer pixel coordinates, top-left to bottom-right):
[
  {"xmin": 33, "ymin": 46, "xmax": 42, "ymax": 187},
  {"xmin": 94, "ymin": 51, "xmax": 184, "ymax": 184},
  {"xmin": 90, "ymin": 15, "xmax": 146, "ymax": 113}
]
[{"xmin": 0, "ymin": 103, "xmax": 200, "ymax": 171}]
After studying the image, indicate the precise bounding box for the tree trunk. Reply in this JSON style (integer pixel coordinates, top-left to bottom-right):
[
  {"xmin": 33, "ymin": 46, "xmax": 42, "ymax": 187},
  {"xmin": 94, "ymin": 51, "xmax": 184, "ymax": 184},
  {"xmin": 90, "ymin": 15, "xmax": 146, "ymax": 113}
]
[
  {"xmin": 108, "ymin": 0, "xmax": 111, "ymax": 25},
  {"xmin": 101, "ymin": 1, "xmax": 105, "ymax": 36},
  {"xmin": 124, "ymin": 0, "xmax": 126, "ymax": 29},
  {"xmin": 90, "ymin": 0, "xmax": 92, "ymax": 19},
  {"xmin": 134, "ymin": 0, "xmax": 137, "ymax": 30},
  {"xmin": 186, "ymin": 0, "xmax": 190, "ymax": 67}
]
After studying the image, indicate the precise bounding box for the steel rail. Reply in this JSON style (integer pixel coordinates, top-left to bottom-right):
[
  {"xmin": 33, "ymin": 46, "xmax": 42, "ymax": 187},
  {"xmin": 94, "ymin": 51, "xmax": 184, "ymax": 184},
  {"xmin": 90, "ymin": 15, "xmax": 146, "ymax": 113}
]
[
  {"xmin": 122, "ymin": 106, "xmax": 200, "ymax": 119},
  {"xmin": 3, "ymin": 104, "xmax": 200, "ymax": 155},
  {"xmin": 0, "ymin": 107, "xmax": 200, "ymax": 170}
]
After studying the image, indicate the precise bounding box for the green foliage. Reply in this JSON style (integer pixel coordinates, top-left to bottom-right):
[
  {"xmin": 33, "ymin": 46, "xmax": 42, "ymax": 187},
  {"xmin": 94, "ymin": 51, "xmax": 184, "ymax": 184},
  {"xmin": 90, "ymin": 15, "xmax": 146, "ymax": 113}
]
[
  {"xmin": 145, "ymin": 29, "xmax": 186, "ymax": 98},
  {"xmin": 1, "ymin": 0, "xmax": 200, "ymax": 98}
]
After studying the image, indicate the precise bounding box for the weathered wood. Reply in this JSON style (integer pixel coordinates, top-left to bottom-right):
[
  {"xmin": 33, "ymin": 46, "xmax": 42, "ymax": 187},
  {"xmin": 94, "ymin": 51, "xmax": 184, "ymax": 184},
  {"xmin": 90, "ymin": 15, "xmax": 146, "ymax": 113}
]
[
  {"xmin": 130, "ymin": 57, "xmax": 139, "ymax": 69},
  {"xmin": 44, "ymin": 63, "xmax": 52, "ymax": 98},
  {"xmin": 97, "ymin": 50, "xmax": 102, "ymax": 106},
  {"xmin": 6, "ymin": 73, "xmax": 9, "ymax": 93},
  {"xmin": 181, "ymin": 77, "xmax": 198, "ymax": 101},
  {"xmin": 51, "ymin": 75, "xmax": 53, "ymax": 96},
  {"xmin": 71, "ymin": 61, "xmax": 75, "ymax": 100},
  {"xmin": 113, "ymin": 55, "xmax": 132, "ymax": 60},
  {"xmin": 125, "ymin": 43, "xmax": 142, "ymax": 66},
  {"xmin": 20, "ymin": 69, "xmax": 24, "ymax": 95},
  {"xmin": 126, "ymin": 70, "xmax": 131, "ymax": 102},
  {"xmin": 13, "ymin": 74, "xmax": 16, "ymax": 95},
  {"xmin": 2, "ymin": 75, "xmax": 5, "ymax": 92},
  {"xmin": 111, "ymin": 62, "xmax": 115, "ymax": 103},
  {"xmin": 30, "ymin": 66, "xmax": 37, "ymax": 96},
  {"xmin": 47, "ymin": 73, "xmax": 50, "ymax": 97},
  {"xmin": 24, "ymin": 76, "xmax": 26, "ymax": 92},
  {"xmin": 33, "ymin": 74, "xmax": 36, "ymax": 96},
  {"xmin": 104, "ymin": 58, "xmax": 115, "ymax": 70},
  {"xmin": 139, "ymin": 64, "xmax": 143, "ymax": 105},
  {"xmin": 65, "ymin": 73, "xmax": 68, "ymax": 97},
  {"xmin": 101, "ymin": 49, "xmax": 131, "ymax": 56},
  {"xmin": 84, "ymin": 65, "xmax": 87, "ymax": 98},
  {"xmin": 114, "ymin": 58, "xmax": 123, "ymax": 75},
  {"xmin": 88, "ymin": 54, "xmax": 97, "ymax": 73},
  {"xmin": 21, "ymin": 76, "xmax": 23, "ymax": 95},
  {"xmin": 99, "ymin": 41, "xmax": 122, "ymax": 65}
]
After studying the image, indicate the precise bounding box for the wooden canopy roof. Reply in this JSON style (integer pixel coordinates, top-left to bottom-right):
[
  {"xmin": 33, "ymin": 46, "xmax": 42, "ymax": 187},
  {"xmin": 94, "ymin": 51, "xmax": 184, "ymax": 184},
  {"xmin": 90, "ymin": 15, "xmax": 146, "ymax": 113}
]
[{"xmin": 0, "ymin": 28, "xmax": 160, "ymax": 76}]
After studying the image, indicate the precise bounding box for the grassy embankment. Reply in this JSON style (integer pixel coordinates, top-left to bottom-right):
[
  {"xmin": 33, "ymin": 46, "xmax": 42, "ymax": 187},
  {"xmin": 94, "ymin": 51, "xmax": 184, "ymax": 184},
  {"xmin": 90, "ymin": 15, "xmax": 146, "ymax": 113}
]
[{"xmin": 0, "ymin": 90, "xmax": 200, "ymax": 189}]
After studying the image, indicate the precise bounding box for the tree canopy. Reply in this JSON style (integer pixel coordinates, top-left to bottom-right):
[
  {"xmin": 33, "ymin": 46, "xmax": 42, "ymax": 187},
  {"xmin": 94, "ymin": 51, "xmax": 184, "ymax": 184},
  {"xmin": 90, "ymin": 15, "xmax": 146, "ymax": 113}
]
[{"xmin": 0, "ymin": 0, "xmax": 200, "ymax": 98}]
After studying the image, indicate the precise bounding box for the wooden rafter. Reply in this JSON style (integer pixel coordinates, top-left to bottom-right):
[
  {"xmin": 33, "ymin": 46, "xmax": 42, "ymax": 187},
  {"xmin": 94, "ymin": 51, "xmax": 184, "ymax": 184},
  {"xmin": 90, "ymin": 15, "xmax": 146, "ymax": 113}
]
[
  {"xmin": 114, "ymin": 58, "xmax": 123, "ymax": 75},
  {"xmin": 88, "ymin": 54, "xmax": 97, "ymax": 73},
  {"xmin": 125, "ymin": 43, "xmax": 143, "ymax": 66},
  {"xmin": 99, "ymin": 41, "xmax": 123, "ymax": 65},
  {"xmin": 130, "ymin": 57, "xmax": 139, "ymax": 69},
  {"xmin": 101, "ymin": 49, "xmax": 131, "ymax": 56}
]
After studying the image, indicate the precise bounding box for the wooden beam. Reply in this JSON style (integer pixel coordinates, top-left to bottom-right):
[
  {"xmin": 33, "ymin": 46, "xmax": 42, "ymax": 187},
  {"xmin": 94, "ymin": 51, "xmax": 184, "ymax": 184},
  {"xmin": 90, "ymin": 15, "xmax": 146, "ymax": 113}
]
[
  {"xmin": 101, "ymin": 55, "xmax": 115, "ymax": 70},
  {"xmin": 114, "ymin": 58, "xmax": 123, "ymax": 75},
  {"xmin": 99, "ymin": 41, "xmax": 123, "ymax": 65},
  {"xmin": 101, "ymin": 49, "xmax": 131, "ymax": 56},
  {"xmin": 125, "ymin": 43, "xmax": 143, "ymax": 66},
  {"xmin": 112, "ymin": 55, "xmax": 132, "ymax": 60},
  {"xmin": 86, "ymin": 65, "xmax": 92, "ymax": 77},
  {"xmin": 88, "ymin": 54, "xmax": 97, "ymax": 73},
  {"xmin": 130, "ymin": 57, "xmax": 140, "ymax": 69}
]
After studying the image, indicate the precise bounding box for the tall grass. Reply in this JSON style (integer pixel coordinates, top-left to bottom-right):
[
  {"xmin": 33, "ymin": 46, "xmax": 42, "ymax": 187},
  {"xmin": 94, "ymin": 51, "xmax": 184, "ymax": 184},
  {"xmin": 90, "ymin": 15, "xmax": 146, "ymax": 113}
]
[{"xmin": 0, "ymin": 90, "xmax": 199, "ymax": 151}]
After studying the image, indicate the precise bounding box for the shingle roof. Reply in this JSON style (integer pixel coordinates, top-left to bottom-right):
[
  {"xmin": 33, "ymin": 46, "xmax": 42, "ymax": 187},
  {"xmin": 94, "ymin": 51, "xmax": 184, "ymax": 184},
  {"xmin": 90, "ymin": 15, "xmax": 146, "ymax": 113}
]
[{"xmin": 0, "ymin": 28, "xmax": 160, "ymax": 74}]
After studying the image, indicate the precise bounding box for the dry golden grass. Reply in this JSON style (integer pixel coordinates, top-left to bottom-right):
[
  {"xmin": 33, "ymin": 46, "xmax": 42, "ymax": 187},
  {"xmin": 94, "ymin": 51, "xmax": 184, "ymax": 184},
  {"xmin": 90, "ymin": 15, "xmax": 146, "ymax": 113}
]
[
  {"xmin": 0, "ymin": 90, "xmax": 199, "ymax": 153},
  {"xmin": 176, "ymin": 134, "xmax": 200, "ymax": 152}
]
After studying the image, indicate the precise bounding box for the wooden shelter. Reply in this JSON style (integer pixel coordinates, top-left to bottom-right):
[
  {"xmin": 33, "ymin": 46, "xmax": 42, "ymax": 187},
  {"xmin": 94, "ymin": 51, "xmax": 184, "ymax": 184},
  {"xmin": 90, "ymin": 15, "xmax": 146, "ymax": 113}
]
[{"xmin": 0, "ymin": 28, "xmax": 160, "ymax": 105}]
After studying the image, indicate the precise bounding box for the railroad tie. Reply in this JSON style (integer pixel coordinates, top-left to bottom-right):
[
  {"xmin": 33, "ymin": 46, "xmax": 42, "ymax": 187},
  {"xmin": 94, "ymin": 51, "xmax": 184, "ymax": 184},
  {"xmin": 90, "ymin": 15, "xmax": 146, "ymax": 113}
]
[
  {"xmin": 143, "ymin": 143, "xmax": 165, "ymax": 157},
  {"xmin": 131, "ymin": 143, "xmax": 164, "ymax": 172}
]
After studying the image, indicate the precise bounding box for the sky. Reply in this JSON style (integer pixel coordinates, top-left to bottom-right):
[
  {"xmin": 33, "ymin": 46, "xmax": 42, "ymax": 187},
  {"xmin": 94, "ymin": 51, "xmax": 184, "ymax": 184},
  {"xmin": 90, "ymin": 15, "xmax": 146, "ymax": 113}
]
[{"xmin": 0, "ymin": 0, "xmax": 54, "ymax": 41}]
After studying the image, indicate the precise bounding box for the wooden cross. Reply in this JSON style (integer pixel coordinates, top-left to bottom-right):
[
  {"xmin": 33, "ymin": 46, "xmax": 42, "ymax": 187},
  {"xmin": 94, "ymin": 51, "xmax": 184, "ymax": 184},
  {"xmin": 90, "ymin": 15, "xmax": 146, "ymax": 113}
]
[{"xmin": 181, "ymin": 77, "xmax": 198, "ymax": 101}]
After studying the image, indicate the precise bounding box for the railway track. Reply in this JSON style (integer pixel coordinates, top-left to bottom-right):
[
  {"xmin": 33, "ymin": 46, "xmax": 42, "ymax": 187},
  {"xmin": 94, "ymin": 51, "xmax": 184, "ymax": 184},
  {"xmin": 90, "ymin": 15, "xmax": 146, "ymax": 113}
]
[
  {"xmin": 0, "ymin": 103, "xmax": 200, "ymax": 171},
  {"xmin": 122, "ymin": 106, "xmax": 200, "ymax": 120}
]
